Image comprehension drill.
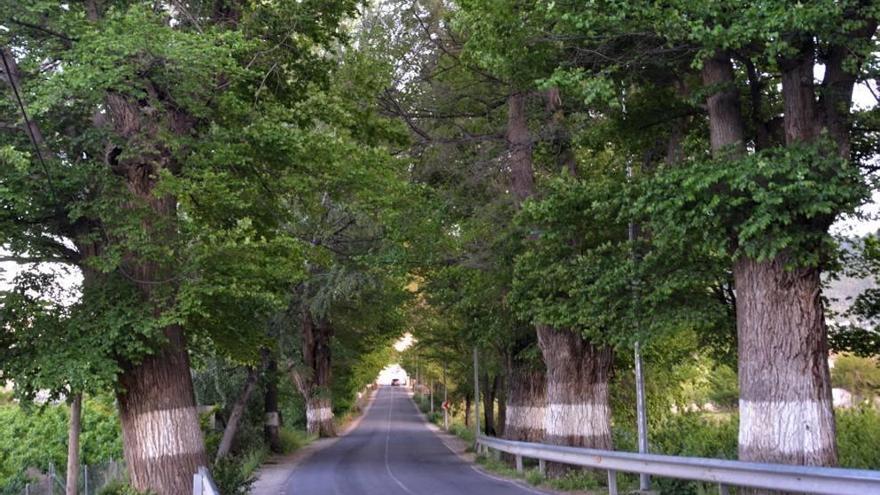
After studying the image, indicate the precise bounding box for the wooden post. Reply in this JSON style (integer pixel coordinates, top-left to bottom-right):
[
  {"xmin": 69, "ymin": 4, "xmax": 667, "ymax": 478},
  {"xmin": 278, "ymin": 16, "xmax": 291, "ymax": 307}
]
[
  {"xmin": 515, "ymin": 455, "xmax": 523, "ymax": 473},
  {"xmin": 538, "ymin": 459, "xmax": 546, "ymax": 476},
  {"xmin": 473, "ymin": 347, "xmax": 480, "ymax": 443},
  {"xmin": 443, "ymin": 362, "xmax": 449, "ymax": 431}
]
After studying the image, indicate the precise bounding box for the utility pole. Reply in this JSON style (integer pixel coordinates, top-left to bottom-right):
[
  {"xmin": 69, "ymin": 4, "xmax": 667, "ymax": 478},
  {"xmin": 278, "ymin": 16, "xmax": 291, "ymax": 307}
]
[
  {"xmin": 629, "ymin": 163, "xmax": 651, "ymax": 492},
  {"xmin": 473, "ymin": 346, "xmax": 480, "ymax": 445},
  {"xmin": 443, "ymin": 361, "xmax": 449, "ymax": 430}
]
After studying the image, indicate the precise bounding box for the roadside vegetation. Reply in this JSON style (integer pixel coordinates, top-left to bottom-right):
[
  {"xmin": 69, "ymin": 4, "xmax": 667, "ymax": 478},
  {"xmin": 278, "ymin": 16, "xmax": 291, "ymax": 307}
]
[{"xmin": 2, "ymin": 1, "xmax": 880, "ymax": 494}]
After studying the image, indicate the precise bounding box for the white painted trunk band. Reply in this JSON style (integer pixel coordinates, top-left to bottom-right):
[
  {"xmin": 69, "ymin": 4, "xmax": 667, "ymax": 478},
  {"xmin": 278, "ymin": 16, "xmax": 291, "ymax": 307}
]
[
  {"xmin": 544, "ymin": 403, "xmax": 611, "ymax": 437},
  {"xmin": 306, "ymin": 406, "xmax": 333, "ymax": 423},
  {"xmin": 265, "ymin": 412, "xmax": 280, "ymax": 427},
  {"xmin": 505, "ymin": 406, "xmax": 545, "ymax": 431},
  {"xmin": 739, "ymin": 399, "xmax": 835, "ymax": 455},
  {"xmin": 132, "ymin": 407, "xmax": 204, "ymax": 459}
]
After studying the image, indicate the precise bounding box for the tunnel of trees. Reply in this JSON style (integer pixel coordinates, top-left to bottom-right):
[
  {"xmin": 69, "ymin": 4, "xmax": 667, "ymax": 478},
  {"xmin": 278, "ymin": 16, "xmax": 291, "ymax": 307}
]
[{"xmin": 2, "ymin": 1, "xmax": 880, "ymax": 494}]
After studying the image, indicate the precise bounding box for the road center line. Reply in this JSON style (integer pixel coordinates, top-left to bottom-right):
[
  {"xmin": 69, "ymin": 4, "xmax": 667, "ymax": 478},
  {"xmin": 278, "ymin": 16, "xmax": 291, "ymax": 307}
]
[{"xmin": 384, "ymin": 388, "xmax": 418, "ymax": 495}]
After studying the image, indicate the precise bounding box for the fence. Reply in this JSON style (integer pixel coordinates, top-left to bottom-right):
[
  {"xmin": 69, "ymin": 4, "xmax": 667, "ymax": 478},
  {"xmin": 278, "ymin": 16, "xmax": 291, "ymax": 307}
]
[
  {"xmin": 15, "ymin": 460, "xmax": 125, "ymax": 495},
  {"xmin": 476, "ymin": 434, "xmax": 880, "ymax": 495}
]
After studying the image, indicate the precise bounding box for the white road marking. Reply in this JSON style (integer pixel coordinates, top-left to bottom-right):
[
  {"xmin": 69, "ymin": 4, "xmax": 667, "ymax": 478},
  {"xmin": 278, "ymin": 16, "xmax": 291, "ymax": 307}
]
[
  {"xmin": 407, "ymin": 395, "xmax": 549, "ymax": 495},
  {"xmin": 385, "ymin": 388, "xmax": 418, "ymax": 495}
]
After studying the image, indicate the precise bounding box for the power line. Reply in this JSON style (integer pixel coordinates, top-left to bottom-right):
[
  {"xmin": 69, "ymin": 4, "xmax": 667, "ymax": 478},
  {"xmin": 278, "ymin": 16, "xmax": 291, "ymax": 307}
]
[{"xmin": 1, "ymin": 47, "xmax": 59, "ymax": 205}]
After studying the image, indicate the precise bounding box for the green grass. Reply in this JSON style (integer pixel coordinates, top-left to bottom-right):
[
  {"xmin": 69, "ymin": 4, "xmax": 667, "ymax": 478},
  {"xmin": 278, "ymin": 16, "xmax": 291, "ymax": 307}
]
[
  {"xmin": 279, "ymin": 428, "xmax": 315, "ymax": 454},
  {"xmin": 239, "ymin": 447, "xmax": 269, "ymax": 478}
]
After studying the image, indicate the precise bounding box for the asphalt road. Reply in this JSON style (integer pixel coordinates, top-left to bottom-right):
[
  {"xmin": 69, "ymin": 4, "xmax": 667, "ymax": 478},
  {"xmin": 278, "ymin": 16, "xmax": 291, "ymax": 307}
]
[{"xmin": 284, "ymin": 385, "xmax": 545, "ymax": 495}]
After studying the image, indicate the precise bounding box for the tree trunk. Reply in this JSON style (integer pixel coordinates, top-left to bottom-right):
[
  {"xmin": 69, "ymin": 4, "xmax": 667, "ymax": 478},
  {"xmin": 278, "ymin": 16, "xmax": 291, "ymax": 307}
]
[
  {"xmin": 735, "ymin": 257, "xmax": 837, "ymax": 470},
  {"xmin": 117, "ymin": 325, "xmax": 207, "ymax": 495},
  {"xmin": 297, "ymin": 312, "xmax": 336, "ymax": 437},
  {"xmin": 215, "ymin": 369, "xmax": 258, "ymax": 462},
  {"xmin": 702, "ymin": 52, "xmax": 840, "ymax": 493},
  {"xmin": 306, "ymin": 396, "xmax": 335, "ymax": 437},
  {"xmin": 731, "ymin": 45, "xmax": 838, "ymax": 478},
  {"xmin": 264, "ymin": 357, "xmax": 282, "ymax": 453},
  {"xmin": 538, "ymin": 326, "xmax": 613, "ymax": 476},
  {"xmin": 494, "ymin": 374, "xmax": 506, "ymax": 438},
  {"xmin": 464, "ymin": 396, "xmax": 471, "ymax": 427},
  {"xmin": 504, "ymin": 357, "xmax": 546, "ymax": 443},
  {"xmin": 507, "ymin": 93, "xmax": 535, "ymax": 203},
  {"xmin": 65, "ymin": 394, "xmax": 81, "ymax": 495},
  {"xmin": 481, "ymin": 372, "xmax": 495, "ymax": 436}
]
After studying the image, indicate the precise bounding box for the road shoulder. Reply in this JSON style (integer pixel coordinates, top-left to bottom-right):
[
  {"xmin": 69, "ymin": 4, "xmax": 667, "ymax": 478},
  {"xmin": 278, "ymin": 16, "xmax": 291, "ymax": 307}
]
[
  {"xmin": 250, "ymin": 388, "xmax": 377, "ymax": 495},
  {"xmin": 409, "ymin": 393, "xmax": 553, "ymax": 495}
]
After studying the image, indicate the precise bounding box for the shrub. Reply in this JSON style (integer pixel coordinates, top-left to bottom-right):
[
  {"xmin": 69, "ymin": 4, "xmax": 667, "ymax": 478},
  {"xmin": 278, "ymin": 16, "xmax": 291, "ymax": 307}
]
[
  {"xmin": 211, "ymin": 457, "xmax": 256, "ymax": 495},
  {"xmin": 832, "ymin": 354, "xmax": 880, "ymax": 401},
  {"xmin": 97, "ymin": 481, "xmax": 153, "ymax": 495},
  {"xmin": 837, "ymin": 406, "xmax": 880, "ymax": 469}
]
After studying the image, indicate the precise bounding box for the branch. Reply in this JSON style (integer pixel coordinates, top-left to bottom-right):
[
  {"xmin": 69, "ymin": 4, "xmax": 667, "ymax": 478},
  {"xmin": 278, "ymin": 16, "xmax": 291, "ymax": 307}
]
[
  {"xmin": 7, "ymin": 18, "xmax": 77, "ymax": 46},
  {"xmin": 0, "ymin": 256, "xmax": 73, "ymax": 264}
]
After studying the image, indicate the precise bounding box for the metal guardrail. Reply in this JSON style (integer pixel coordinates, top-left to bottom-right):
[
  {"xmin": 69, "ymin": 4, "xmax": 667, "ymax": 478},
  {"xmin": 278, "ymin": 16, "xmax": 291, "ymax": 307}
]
[
  {"xmin": 476, "ymin": 434, "xmax": 880, "ymax": 495},
  {"xmin": 192, "ymin": 466, "xmax": 220, "ymax": 495}
]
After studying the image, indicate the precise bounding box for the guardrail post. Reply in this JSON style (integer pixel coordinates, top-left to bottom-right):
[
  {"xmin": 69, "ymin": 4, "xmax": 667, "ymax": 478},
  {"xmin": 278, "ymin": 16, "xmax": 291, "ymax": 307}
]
[
  {"xmin": 718, "ymin": 484, "xmax": 730, "ymax": 495},
  {"xmin": 607, "ymin": 470, "xmax": 618, "ymax": 495},
  {"xmin": 538, "ymin": 459, "xmax": 546, "ymax": 476},
  {"xmin": 192, "ymin": 470, "xmax": 203, "ymax": 495},
  {"xmin": 515, "ymin": 455, "xmax": 523, "ymax": 473}
]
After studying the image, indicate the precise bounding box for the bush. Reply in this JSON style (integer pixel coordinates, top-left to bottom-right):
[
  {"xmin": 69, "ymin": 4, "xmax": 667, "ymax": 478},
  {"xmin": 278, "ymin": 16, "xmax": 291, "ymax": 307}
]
[
  {"xmin": 97, "ymin": 481, "xmax": 153, "ymax": 495},
  {"xmin": 832, "ymin": 354, "xmax": 880, "ymax": 401},
  {"xmin": 645, "ymin": 412, "xmax": 737, "ymax": 495},
  {"xmin": 838, "ymin": 406, "xmax": 880, "ymax": 469},
  {"xmin": 211, "ymin": 457, "xmax": 257, "ymax": 495}
]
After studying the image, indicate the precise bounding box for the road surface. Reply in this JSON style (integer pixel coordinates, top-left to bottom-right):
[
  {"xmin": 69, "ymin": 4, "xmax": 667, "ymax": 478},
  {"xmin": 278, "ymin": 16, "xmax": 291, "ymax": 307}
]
[{"xmin": 284, "ymin": 385, "xmax": 545, "ymax": 494}]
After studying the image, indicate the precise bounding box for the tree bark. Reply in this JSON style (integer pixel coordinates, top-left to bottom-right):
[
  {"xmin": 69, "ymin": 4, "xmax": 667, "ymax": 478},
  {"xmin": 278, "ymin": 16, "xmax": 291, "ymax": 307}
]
[
  {"xmin": 703, "ymin": 52, "xmax": 841, "ymax": 492},
  {"xmin": 464, "ymin": 396, "xmax": 471, "ymax": 427},
  {"xmin": 117, "ymin": 324, "xmax": 207, "ymax": 495},
  {"xmin": 481, "ymin": 372, "xmax": 496, "ymax": 436},
  {"xmin": 295, "ymin": 312, "xmax": 336, "ymax": 437},
  {"xmin": 537, "ymin": 326, "xmax": 613, "ymax": 447},
  {"xmin": 493, "ymin": 374, "xmax": 505, "ymax": 438},
  {"xmin": 537, "ymin": 326, "xmax": 613, "ymax": 475},
  {"xmin": 65, "ymin": 394, "xmax": 81, "ymax": 495},
  {"xmin": 215, "ymin": 368, "xmax": 258, "ymax": 462},
  {"xmin": 507, "ymin": 93, "xmax": 535, "ymax": 203},
  {"xmin": 503, "ymin": 357, "xmax": 546, "ymax": 443},
  {"xmin": 263, "ymin": 356, "xmax": 282, "ymax": 453},
  {"xmin": 735, "ymin": 257, "xmax": 837, "ymax": 469}
]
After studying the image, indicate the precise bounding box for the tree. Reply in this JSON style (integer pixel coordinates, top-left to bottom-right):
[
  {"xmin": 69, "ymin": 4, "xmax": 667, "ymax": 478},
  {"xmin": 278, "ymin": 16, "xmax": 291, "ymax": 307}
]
[{"xmin": 0, "ymin": 0, "xmax": 371, "ymax": 491}]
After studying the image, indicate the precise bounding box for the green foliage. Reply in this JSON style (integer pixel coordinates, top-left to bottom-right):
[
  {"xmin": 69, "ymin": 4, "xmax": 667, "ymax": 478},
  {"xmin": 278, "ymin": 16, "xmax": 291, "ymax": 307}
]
[
  {"xmin": 546, "ymin": 471, "xmax": 602, "ymax": 491},
  {"xmin": 0, "ymin": 399, "xmax": 122, "ymax": 490},
  {"xmin": 96, "ymin": 481, "xmax": 154, "ymax": 495},
  {"xmin": 211, "ymin": 457, "xmax": 257, "ymax": 495},
  {"xmin": 832, "ymin": 354, "xmax": 880, "ymax": 401},
  {"xmin": 837, "ymin": 406, "xmax": 880, "ymax": 470},
  {"xmin": 279, "ymin": 428, "xmax": 314, "ymax": 454},
  {"xmin": 645, "ymin": 140, "xmax": 866, "ymax": 267}
]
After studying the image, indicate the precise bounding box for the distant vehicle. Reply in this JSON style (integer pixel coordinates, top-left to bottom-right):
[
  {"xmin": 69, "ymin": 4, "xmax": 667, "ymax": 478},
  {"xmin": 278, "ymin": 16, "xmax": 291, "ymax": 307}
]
[{"xmin": 391, "ymin": 378, "xmax": 400, "ymax": 386}]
